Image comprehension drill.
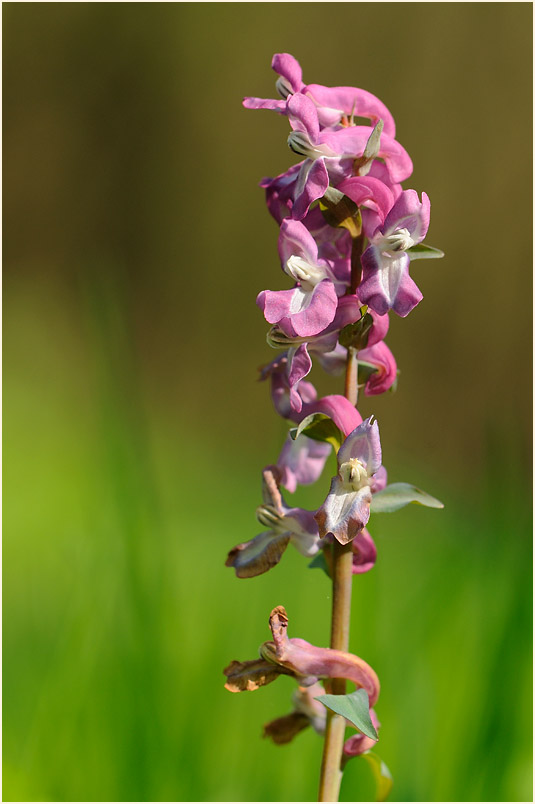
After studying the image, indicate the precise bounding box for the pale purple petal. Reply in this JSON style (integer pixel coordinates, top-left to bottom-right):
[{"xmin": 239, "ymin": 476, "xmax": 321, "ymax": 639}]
[
  {"xmin": 287, "ymin": 279, "xmax": 338, "ymax": 337},
  {"xmin": 242, "ymin": 97, "xmax": 286, "ymax": 112},
  {"xmin": 277, "ymin": 434, "xmax": 331, "ymax": 493},
  {"xmin": 351, "ymin": 529, "xmax": 377, "ymax": 574},
  {"xmin": 358, "ymin": 340, "xmax": 397, "ymax": 395},
  {"xmin": 260, "ymin": 164, "xmax": 301, "ymax": 224},
  {"xmin": 304, "ymin": 84, "xmax": 396, "ymax": 137},
  {"xmin": 292, "ymin": 158, "xmax": 330, "ymax": 220},
  {"xmin": 370, "ymin": 465, "xmax": 388, "ymax": 494},
  {"xmin": 284, "ymin": 507, "xmax": 322, "ymax": 557},
  {"xmin": 315, "ymin": 476, "xmax": 373, "ymax": 544},
  {"xmin": 338, "ymin": 417, "xmax": 382, "ymax": 474},
  {"xmin": 383, "ymin": 189, "xmax": 430, "ymax": 242},
  {"xmin": 287, "ymin": 344, "xmax": 313, "ymax": 410},
  {"xmin": 360, "ymin": 250, "xmax": 423, "ymax": 317},
  {"xmin": 314, "ymin": 343, "xmax": 347, "ymax": 376},
  {"xmin": 278, "ymin": 218, "xmax": 319, "ymax": 267}
]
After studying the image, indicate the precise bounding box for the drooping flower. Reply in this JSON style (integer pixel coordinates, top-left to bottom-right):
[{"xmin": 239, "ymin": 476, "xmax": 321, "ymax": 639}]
[
  {"xmin": 259, "ymin": 345, "xmax": 315, "ymax": 417},
  {"xmin": 224, "ymin": 606, "xmax": 380, "ymax": 707},
  {"xmin": 276, "ymin": 434, "xmax": 332, "ymax": 494},
  {"xmin": 225, "ymin": 468, "xmax": 322, "ymax": 578},
  {"xmin": 315, "ymin": 416, "xmax": 382, "ymax": 544},
  {"xmin": 358, "ymin": 189, "xmax": 431, "ymax": 317}
]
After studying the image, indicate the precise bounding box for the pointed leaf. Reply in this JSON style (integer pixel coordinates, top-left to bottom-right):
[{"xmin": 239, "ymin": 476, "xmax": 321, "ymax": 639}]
[
  {"xmin": 370, "ymin": 482, "xmax": 444, "ymax": 513},
  {"xmin": 315, "ymin": 689, "xmax": 378, "ymax": 740},
  {"xmin": 406, "ymin": 243, "xmax": 444, "ymax": 260},
  {"xmin": 361, "ymin": 752, "xmax": 393, "ymax": 801},
  {"xmin": 290, "ymin": 413, "xmax": 342, "ymax": 451}
]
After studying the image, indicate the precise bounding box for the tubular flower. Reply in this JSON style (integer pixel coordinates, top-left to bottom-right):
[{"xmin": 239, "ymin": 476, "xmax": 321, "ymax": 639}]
[
  {"xmin": 315, "ymin": 417, "xmax": 382, "ymax": 544},
  {"xmin": 224, "ymin": 606, "xmax": 380, "ymax": 708},
  {"xmin": 359, "ymin": 189, "xmax": 431, "ymax": 316},
  {"xmin": 225, "ymin": 468, "xmax": 322, "ymax": 578},
  {"xmin": 257, "ymin": 219, "xmax": 342, "ymax": 337},
  {"xmin": 243, "ymin": 52, "xmax": 395, "ymax": 134}
]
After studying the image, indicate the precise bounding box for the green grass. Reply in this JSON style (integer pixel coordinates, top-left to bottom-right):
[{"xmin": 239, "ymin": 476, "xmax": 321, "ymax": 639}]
[{"xmin": 3, "ymin": 281, "xmax": 532, "ymax": 802}]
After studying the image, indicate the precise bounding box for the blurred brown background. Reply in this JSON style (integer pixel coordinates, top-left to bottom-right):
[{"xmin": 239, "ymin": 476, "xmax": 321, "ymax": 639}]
[{"xmin": 4, "ymin": 2, "xmax": 532, "ymax": 482}]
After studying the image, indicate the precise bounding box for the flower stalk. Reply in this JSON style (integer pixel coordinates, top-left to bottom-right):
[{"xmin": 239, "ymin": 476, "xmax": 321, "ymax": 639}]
[{"xmin": 223, "ymin": 52, "xmax": 444, "ymax": 803}]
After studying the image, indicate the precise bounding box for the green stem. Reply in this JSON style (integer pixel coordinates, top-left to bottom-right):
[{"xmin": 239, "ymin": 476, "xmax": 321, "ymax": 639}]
[
  {"xmin": 318, "ymin": 345, "xmax": 358, "ymax": 802},
  {"xmin": 317, "ymin": 540, "xmax": 354, "ymax": 802}
]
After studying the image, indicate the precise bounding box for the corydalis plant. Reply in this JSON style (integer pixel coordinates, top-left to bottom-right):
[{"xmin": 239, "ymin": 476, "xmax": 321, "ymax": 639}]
[{"xmin": 224, "ymin": 53, "xmax": 444, "ymax": 803}]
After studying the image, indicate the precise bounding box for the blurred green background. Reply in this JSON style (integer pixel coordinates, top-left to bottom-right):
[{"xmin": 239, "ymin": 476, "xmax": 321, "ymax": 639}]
[{"xmin": 3, "ymin": 3, "xmax": 532, "ymax": 802}]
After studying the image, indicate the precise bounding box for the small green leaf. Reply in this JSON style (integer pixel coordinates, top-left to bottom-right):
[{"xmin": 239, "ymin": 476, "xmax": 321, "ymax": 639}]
[
  {"xmin": 339, "ymin": 309, "xmax": 374, "ymax": 350},
  {"xmin": 315, "ymin": 689, "xmax": 378, "ymax": 740},
  {"xmin": 289, "ymin": 413, "xmax": 342, "ymax": 451},
  {"xmin": 308, "ymin": 552, "xmax": 330, "ymax": 577},
  {"xmin": 361, "ymin": 752, "xmax": 393, "ymax": 802},
  {"xmin": 370, "ymin": 482, "xmax": 444, "ymax": 513},
  {"xmin": 406, "ymin": 243, "xmax": 444, "ymax": 260}
]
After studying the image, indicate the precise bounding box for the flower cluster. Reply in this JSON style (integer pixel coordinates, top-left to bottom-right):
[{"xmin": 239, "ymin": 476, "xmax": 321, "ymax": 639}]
[{"xmin": 224, "ymin": 53, "xmax": 443, "ymax": 787}]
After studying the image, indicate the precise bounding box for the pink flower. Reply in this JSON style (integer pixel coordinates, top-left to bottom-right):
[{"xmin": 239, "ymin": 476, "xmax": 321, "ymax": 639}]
[
  {"xmin": 359, "ymin": 190, "xmax": 430, "ymax": 317},
  {"xmin": 315, "ymin": 417, "xmax": 382, "ymax": 544}
]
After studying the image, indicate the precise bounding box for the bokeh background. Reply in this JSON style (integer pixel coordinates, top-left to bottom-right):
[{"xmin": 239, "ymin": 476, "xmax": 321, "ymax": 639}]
[{"xmin": 3, "ymin": 3, "xmax": 532, "ymax": 802}]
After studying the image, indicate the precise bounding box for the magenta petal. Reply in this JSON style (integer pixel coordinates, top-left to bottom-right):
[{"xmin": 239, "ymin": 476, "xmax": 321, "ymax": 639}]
[
  {"xmin": 358, "ymin": 340, "xmax": 397, "ymax": 395},
  {"xmin": 305, "ymin": 84, "xmax": 396, "ymax": 137},
  {"xmin": 351, "ymin": 529, "xmax": 377, "ymax": 574},
  {"xmin": 300, "ymin": 394, "xmax": 362, "ymax": 437},
  {"xmin": 272, "ymin": 53, "xmax": 303, "ymax": 93},
  {"xmin": 277, "ymin": 434, "xmax": 331, "ymax": 493},
  {"xmin": 360, "ymin": 251, "xmax": 423, "ymax": 317},
  {"xmin": 292, "ymin": 158, "xmax": 330, "ymax": 220},
  {"xmin": 337, "ymin": 176, "xmax": 394, "ymax": 224},
  {"xmin": 338, "ymin": 417, "xmax": 382, "ymax": 475}
]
